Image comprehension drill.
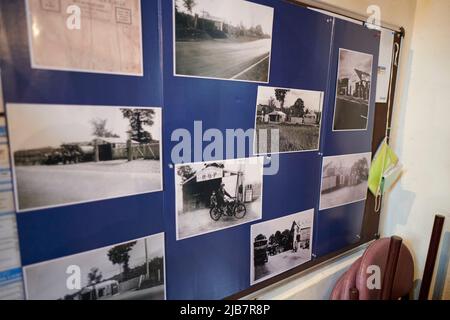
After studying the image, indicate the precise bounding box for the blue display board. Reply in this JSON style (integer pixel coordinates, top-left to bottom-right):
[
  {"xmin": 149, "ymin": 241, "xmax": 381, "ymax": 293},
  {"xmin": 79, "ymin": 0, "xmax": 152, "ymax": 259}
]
[
  {"xmin": 0, "ymin": 0, "xmax": 165, "ymax": 265},
  {"xmin": 315, "ymin": 20, "xmax": 380, "ymax": 257},
  {"xmin": 0, "ymin": 0, "xmax": 380, "ymax": 300}
]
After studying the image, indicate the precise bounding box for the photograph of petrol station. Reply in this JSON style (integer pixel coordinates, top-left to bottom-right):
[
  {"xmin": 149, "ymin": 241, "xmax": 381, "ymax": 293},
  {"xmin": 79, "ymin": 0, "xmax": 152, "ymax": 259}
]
[{"xmin": 175, "ymin": 157, "xmax": 264, "ymax": 240}]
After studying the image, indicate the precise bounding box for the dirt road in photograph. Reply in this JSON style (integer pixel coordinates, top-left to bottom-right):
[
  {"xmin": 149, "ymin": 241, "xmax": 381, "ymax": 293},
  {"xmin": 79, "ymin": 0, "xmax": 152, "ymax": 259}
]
[
  {"xmin": 15, "ymin": 160, "xmax": 162, "ymax": 210},
  {"xmin": 254, "ymin": 249, "xmax": 310, "ymax": 283},
  {"xmin": 320, "ymin": 182, "xmax": 368, "ymax": 210},
  {"xmin": 177, "ymin": 201, "xmax": 262, "ymax": 240},
  {"xmin": 176, "ymin": 39, "xmax": 271, "ymax": 81}
]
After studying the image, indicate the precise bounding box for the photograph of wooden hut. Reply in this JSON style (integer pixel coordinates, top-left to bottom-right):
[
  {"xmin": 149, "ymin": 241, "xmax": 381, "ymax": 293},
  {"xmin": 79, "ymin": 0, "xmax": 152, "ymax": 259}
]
[
  {"xmin": 254, "ymin": 86, "xmax": 324, "ymax": 154},
  {"xmin": 175, "ymin": 157, "xmax": 264, "ymax": 240},
  {"xmin": 174, "ymin": 0, "xmax": 274, "ymax": 82},
  {"xmin": 319, "ymin": 152, "xmax": 371, "ymax": 210},
  {"xmin": 7, "ymin": 104, "xmax": 162, "ymax": 212},
  {"xmin": 23, "ymin": 233, "xmax": 165, "ymax": 300},
  {"xmin": 333, "ymin": 49, "xmax": 373, "ymax": 131},
  {"xmin": 251, "ymin": 209, "xmax": 314, "ymax": 284}
]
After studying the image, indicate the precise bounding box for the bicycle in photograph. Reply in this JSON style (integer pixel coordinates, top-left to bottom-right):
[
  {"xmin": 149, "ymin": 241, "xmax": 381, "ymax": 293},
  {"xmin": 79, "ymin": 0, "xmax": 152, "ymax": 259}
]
[{"xmin": 209, "ymin": 194, "xmax": 247, "ymax": 221}]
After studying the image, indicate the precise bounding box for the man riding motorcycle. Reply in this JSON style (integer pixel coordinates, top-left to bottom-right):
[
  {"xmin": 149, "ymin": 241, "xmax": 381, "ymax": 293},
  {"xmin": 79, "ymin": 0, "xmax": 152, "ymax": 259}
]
[{"xmin": 215, "ymin": 183, "xmax": 232, "ymax": 211}]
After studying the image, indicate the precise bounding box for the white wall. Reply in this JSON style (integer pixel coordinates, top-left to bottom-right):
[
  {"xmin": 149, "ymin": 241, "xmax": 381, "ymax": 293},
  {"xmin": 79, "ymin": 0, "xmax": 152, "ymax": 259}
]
[
  {"xmin": 378, "ymin": 0, "xmax": 450, "ymax": 298},
  {"xmin": 247, "ymin": 0, "xmax": 450, "ymax": 300},
  {"xmin": 314, "ymin": 0, "xmax": 450, "ymax": 298}
]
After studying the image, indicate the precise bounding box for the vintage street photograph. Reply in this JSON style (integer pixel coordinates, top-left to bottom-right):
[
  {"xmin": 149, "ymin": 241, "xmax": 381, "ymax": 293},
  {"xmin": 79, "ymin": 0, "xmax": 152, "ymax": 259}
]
[
  {"xmin": 254, "ymin": 86, "xmax": 324, "ymax": 154},
  {"xmin": 251, "ymin": 209, "xmax": 314, "ymax": 284},
  {"xmin": 174, "ymin": 0, "xmax": 274, "ymax": 82},
  {"xmin": 23, "ymin": 233, "xmax": 165, "ymax": 300},
  {"xmin": 333, "ymin": 49, "xmax": 374, "ymax": 131},
  {"xmin": 175, "ymin": 157, "xmax": 264, "ymax": 240},
  {"xmin": 319, "ymin": 152, "xmax": 371, "ymax": 210},
  {"xmin": 7, "ymin": 104, "xmax": 162, "ymax": 212}
]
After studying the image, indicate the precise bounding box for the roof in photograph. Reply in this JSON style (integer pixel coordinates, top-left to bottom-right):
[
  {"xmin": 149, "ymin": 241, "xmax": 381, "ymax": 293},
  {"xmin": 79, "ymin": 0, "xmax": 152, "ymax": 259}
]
[
  {"xmin": 269, "ymin": 111, "xmax": 286, "ymax": 116},
  {"xmin": 181, "ymin": 165, "xmax": 239, "ymax": 185}
]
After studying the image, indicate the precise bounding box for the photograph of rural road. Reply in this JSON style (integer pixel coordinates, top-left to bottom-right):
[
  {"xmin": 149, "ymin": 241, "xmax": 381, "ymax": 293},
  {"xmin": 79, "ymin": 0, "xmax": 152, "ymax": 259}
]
[
  {"xmin": 7, "ymin": 104, "xmax": 162, "ymax": 212},
  {"xmin": 174, "ymin": 0, "xmax": 274, "ymax": 82},
  {"xmin": 24, "ymin": 233, "xmax": 165, "ymax": 300}
]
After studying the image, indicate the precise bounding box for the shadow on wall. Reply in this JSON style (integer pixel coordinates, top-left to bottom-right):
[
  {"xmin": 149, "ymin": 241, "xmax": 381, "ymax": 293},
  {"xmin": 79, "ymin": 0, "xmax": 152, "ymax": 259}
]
[
  {"xmin": 433, "ymin": 231, "xmax": 450, "ymax": 300},
  {"xmin": 384, "ymin": 184, "xmax": 416, "ymax": 227}
]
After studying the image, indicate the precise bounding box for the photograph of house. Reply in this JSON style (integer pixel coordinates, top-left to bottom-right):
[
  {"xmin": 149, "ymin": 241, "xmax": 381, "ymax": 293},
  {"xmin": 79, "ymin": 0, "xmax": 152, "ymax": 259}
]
[
  {"xmin": 320, "ymin": 152, "xmax": 371, "ymax": 210},
  {"xmin": 7, "ymin": 104, "xmax": 162, "ymax": 212},
  {"xmin": 23, "ymin": 233, "xmax": 165, "ymax": 300},
  {"xmin": 251, "ymin": 209, "xmax": 314, "ymax": 284},
  {"xmin": 174, "ymin": 0, "xmax": 274, "ymax": 82},
  {"xmin": 333, "ymin": 49, "xmax": 373, "ymax": 131},
  {"xmin": 254, "ymin": 86, "xmax": 324, "ymax": 154},
  {"xmin": 175, "ymin": 157, "xmax": 264, "ymax": 240}
]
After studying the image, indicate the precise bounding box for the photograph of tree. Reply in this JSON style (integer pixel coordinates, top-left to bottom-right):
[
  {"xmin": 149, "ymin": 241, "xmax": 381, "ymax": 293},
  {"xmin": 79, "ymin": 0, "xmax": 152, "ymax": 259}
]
[
  {"xmin": 23, "ymin": 233, "xmax": 165, "ymax": 300},
  {"xmin": 333, "ymin": 49, "xmax": 373, "ymax": 131},
  {"xmin": 320, "ymin": 152, "xmax": 371, "ymax": 210},
  {"xmin": 251, "ymin": 209, "xmax": 314, "ymax": 284},
  {"xmin": 6, "ymin": 104, "xmax": 162, "ymax": 212},
  {"xmin": 174, "ymin": 0, "xmax": 274, "ymax": 82},
  {"xmin": 254, "ymin": 86, "xmax": 324, "ymax": 154},
  {"xmin": 175, "ymin": 157, "xmax": 264, "ymax": 240}
]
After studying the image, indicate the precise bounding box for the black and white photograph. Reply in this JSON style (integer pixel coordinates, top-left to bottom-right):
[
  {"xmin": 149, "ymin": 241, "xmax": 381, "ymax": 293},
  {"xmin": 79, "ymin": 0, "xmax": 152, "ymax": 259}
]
[
  {"xmin": 174, "ymin": 0, "xmax": 274, "ymax": 82},
  {"xmin": 254, "ymin": 86, "xmax": 324, "ymax": 154},
  {"xmin": 319, "ymin": 152, "xmax": 371, "ymax": 210},
  {"xmin": 23, "ymin": 233, "xmax": 165, "ymax": 300},
  {"xmin": 176, "ymin": 157, "xmax": 264, "ymax": 240},
  {"xmin": 7, "ymin": 104, "xmax": 162, "ymax": 212},
  {"xmin": 333, "ymin": 49, "xmax": 374, "ymax": 131},
  {"xmin": 251, "ymin": 209, "xmax": 314, "ymax": 284}
]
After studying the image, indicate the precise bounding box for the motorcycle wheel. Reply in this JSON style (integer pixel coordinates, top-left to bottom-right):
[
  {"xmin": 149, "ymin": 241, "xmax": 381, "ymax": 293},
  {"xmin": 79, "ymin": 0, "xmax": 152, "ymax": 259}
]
[
  {"xmin": 210, "ymin": 207, "xmax": 222, "ymax": 221},
  {"xmin": 234, "ymin": 204, "xmax": 247, "ymax": 219}
]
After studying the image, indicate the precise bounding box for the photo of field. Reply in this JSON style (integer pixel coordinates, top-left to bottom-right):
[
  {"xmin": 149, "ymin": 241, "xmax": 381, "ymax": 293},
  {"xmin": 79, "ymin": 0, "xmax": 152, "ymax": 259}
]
[
  {"xmin": 174, "ymin": 0, "xmax": 274, "ymax": 82},
  {"xmin": 255, "ymin": 86, "xmax": 323, "ymax": 154}
]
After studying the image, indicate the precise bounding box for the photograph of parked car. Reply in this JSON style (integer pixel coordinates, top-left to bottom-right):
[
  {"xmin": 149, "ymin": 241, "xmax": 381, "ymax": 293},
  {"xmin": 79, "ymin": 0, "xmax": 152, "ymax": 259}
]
[
  {"xmin": 251, "ymin": 209, "xmax": 314, "ymax": 284},
  {"xmin": 23, "ymin": 233, "xmax": 165, "ymax": 300},
  {"xmin": 6, "ymin": 104, "xmax": 162, "ymax": 212},
  {"xmin": 174, "ymin": 0, "xmax": 274, "ymax": 82},
  {"xmin": 319, "ymin": 152, "xmax": 371, "ymax": 210}
]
